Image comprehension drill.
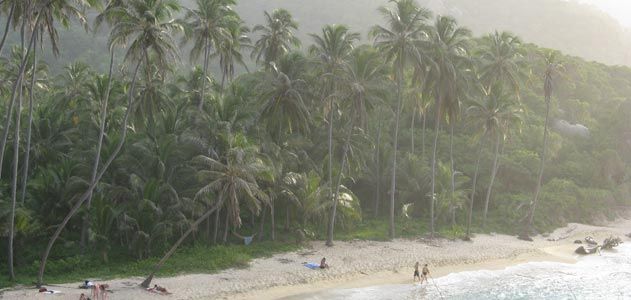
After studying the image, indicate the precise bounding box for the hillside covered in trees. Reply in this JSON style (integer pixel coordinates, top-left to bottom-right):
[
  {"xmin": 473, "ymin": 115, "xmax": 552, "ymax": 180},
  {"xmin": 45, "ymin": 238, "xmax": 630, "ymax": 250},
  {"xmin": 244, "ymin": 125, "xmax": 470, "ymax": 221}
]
[{"xmin": 1, "ymin": 0, "xmax": 631, "ymax": 288}]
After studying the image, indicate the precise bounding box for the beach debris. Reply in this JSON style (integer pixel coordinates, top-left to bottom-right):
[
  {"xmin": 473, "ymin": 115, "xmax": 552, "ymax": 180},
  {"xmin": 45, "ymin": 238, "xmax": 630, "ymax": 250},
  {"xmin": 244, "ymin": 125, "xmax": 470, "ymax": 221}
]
[
  {"xmin": 602, "ymin": 236, "xmax": 623, "ymax": 250},
  {"xmin": 575, "ymin": 245, "xmax": 600, "ymax": 255},
  {"xmin": 625, "ymin": 232, "xmax": 631, "ymax": 238},
  {"xmin": 574, "ymin": 240, "xmax": 582, "ymax": 244},
  {"xmin": 585, "ymin": 236, "xmax": 597, "ymax": 245}
]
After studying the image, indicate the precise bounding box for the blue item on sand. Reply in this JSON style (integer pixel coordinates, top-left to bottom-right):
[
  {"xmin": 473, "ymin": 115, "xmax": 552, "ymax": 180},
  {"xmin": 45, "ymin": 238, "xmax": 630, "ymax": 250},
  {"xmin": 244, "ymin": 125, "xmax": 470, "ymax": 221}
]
[
  {"xmin": 304, "ymin": 262, "xmax": 320, "ymax": 270},
  {"xmin": 244, "ymin": 236, "xmax": 253, "ymax": 245}
]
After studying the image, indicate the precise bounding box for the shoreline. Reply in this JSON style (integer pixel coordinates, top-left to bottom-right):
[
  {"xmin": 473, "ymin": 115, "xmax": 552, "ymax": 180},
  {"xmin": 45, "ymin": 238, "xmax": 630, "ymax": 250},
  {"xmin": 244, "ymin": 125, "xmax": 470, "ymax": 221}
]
[{"xmin": 2, "ymin": 219, "xmax": 629, "ymax": 300}]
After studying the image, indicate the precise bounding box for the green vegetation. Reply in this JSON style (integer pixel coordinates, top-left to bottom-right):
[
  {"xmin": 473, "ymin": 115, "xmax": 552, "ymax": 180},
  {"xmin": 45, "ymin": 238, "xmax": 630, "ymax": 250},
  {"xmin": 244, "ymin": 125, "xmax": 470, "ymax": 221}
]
[{"xmin": 2, "ymin": 0, "xmax": 631, "ymax": 289}]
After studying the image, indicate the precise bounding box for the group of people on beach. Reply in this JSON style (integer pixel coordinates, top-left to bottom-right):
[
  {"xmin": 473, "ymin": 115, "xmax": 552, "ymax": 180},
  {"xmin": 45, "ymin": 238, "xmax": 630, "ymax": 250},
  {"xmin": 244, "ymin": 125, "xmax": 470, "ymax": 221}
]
[{"xmin": 413, "ymin": 262, "xmax": 430, "ymax": 284}]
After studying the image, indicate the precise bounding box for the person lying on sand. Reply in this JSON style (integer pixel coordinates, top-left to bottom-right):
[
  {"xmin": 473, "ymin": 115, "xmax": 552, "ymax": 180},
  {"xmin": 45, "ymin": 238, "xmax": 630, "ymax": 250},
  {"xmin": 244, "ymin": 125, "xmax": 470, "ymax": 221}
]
[
  {"xmin": 414, "ymin": 262, "xmax": 421, "ymax": 282},
  {"xmin": 320, "ymin": 257, "xmax": 329, "ymax": 269},
  {"xmin": 80, "ymin": 280, "xmax": 95, "ymax": 289},
  {"xmin": 147, "ymin": 284, "xmax": 172, "ymax": 295},
  {"xmin": 38, "ymin": 287, "xmax": 61, "ymax": 294},
  {"xmin": 420, "ymin": 264, "xmax": 430, "ymax": 284}
]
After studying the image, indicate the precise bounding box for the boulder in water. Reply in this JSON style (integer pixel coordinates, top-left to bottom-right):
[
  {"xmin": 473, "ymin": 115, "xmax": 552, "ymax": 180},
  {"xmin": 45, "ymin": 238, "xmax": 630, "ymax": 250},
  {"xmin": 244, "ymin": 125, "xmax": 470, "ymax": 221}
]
[{"xmin": 575, "ymin": 245, "xmax": 600, "ymax": 255}]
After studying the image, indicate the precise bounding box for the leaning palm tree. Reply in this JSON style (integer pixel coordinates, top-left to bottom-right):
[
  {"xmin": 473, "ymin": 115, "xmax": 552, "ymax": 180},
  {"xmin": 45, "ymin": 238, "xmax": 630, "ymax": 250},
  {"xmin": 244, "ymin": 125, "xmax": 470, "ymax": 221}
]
[
  {"xmin": 141, "ymin": 139, "xmax": 270, "ymax": 288},
  {"xmin": 426, "ymin": 15, "xmax": 470, "ymax": 237},
  {"xmin": 37, "ymin": 0, "xmax": 182, "ymax": 286},
  {"xmin": 251, "ymin": 9, "xmax": 301, "ymax": 70},
  {"xmin": 520, "ymin": 51, "xmax": 563, "ymax": 240},
  {"xmin": 181, "ymin": 0, "xmax": 236, "ymax": 109},
  {"xmin": 370, "ymin": 0, "xmax": 431, "ymax": 239},
  {"xmin": 308, "ymin": 24, "xmax": 359, "ymax": 246}
]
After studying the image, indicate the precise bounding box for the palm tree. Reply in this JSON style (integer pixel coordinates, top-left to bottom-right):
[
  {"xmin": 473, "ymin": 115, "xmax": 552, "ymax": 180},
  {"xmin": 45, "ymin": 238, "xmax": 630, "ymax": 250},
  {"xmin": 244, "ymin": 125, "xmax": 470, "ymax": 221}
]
[
  {"xmin": 478, "ymin": 31, "xmax": 524, "ymax": 94},
  {"xmin": 251, "ymin": 9, "xmax": 301, "ymax": 70},
  {"xmin": 181, "ymin": 0, "xmax": 236, "ymax": 110},
  {"xmin": 37, "ymin": 0, "xmax": 182, "ymax": 285},
  {"xmin": 520, "ymin": 51, "xmax": 563, "ymax": 240},
  {"xmin": 141, "ymin": 137, "xmax": 270, "ymax": 288},
  {"xmin": 426, "ymin": 15, "xmax": 470, "ymax": 237},
  {"xmin": 309, "ymin": 24, "xmax": 359, "ymax": 246},
  {"xmin": 327, "ymin": 46, "xmax": 387, "ymax": 245},
  {"xmin": 213, "ymin": 18, "xmax": 251, "ymax": 90},
  {"xmin": 370, "ymin": 0, "xmax": 431, "ymax": 239}
]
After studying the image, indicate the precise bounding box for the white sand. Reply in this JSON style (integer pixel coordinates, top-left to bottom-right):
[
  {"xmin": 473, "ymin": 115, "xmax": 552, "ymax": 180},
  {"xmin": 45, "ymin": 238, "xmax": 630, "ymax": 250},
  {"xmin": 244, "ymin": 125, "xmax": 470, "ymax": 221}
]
[{"xmin": 3, "ymin": 218, "xmax": 630, "ymax": 300}]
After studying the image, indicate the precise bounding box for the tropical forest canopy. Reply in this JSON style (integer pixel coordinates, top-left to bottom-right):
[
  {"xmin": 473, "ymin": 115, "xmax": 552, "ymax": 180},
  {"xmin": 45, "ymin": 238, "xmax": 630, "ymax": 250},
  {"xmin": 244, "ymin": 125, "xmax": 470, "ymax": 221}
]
[{"xmin": 1, "ymin": 0, "xmax": 631, "ymax": 287}]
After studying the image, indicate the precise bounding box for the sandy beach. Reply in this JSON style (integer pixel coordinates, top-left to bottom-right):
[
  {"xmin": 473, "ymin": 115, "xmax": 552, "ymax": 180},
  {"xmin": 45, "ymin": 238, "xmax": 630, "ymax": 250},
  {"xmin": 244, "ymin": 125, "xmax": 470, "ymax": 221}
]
[{"xmin": 3, "ymin": 218, "xmax": 630, "ymax": 300}]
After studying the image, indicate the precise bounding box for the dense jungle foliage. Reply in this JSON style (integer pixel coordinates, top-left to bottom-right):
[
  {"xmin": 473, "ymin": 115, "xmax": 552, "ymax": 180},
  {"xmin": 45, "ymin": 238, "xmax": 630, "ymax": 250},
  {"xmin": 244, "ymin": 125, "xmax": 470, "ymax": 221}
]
[{"xmin": 1, "ymin": 0, "xmax": 631, "ymax": 287}]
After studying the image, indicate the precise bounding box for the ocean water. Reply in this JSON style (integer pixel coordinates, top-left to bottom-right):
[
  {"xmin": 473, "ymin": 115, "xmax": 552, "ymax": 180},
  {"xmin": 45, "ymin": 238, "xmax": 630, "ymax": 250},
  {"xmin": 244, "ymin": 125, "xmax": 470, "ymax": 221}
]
[{"xmin": 285, "ymin": 244, "xmax": 631, "ymax": 300}]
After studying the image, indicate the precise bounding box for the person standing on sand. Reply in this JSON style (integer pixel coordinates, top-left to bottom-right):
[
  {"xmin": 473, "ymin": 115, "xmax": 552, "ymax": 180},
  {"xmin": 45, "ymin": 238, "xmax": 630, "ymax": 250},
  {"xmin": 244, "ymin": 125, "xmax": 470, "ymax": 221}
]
[
  {"xmin": 420, "ymin": 263, "xmax": 430, "ymax": 284},
  {"xmin": 414, "ymin": 262, "xmax": 421, "ymax": 282}
]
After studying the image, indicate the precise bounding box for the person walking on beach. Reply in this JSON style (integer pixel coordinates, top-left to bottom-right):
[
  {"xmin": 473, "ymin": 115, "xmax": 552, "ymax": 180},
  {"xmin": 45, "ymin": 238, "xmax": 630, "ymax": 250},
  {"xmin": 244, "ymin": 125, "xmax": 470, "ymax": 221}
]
[
  {"xmin": 414, "ymin": 262, "xmax": 421, "ymax": 282},
  {"xmin": 420, "ymin": 264, "xmax": 430, "ymax": 284}
]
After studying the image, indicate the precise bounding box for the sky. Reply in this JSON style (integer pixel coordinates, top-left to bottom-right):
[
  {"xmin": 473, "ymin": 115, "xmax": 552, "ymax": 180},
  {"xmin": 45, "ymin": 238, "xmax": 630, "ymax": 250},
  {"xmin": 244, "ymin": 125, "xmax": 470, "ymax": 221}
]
[{"xmin": 577, "ymin": 0, "xmax": 631, "ymax": 27}]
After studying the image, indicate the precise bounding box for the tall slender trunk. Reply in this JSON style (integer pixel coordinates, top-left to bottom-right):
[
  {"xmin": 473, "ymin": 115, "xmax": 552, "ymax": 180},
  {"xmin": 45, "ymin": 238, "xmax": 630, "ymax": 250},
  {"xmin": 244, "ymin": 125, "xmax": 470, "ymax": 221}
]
[
  {"xmin": 37, "ymin": 59, "xmax": 142, "ymax": 287},
  {"xmin": 524, "ymin": 99, "xmax": 551, "ymax": 236},
  {"xmin": 258, "ymin": 206, "xmax": 267, "ymax": 242},
  {"xmin": 141, "ymin": 202, "xmax": 222, "ymax": 288},
  {"xmin": 212, "ymin": 209, "xmax": 220, "ymax": 245},
  {"xmin": 421, "ymin": 111, "xmax": 426, "ymax": 159},
  {"xmin": 0, "ymin": 17, "xmax": 37, "ymax": 181},
  {"xmin": 222, "ymin": 210, "xmax": 229, "ymax": 244},
  {"xmin": 81, "ymin": 50, "xmax": 115, "ymax": 251},
  {"xmin": 0, "ymin": 1, "xmax": 15, "ymax": 54},
  {"xmin": 285, "ymin": 206, "xmax": 290, "ymax": 231},
  {"xmin": 373, "ymin": 110, "xmax": 383, "ymax": 218},
  {"xmin": 326, "ymin": 117, "xmax": 355, "ymax": 246},
  {"xmin": 411, "ymin": 107, "xmax": 416, "ymax": 154},
  {"xmin": 389, "ymin": 64, "xmax": 404, "ymax": 239},
  {"xmin": 449, "ymin": 122, "xmax": 456, "ymax": 226},
  {"xmin": 269, "ymin": 197, "xmax": 276, "ymax": 242},
  {"xmin": 199, "ymin": 38, "xmax": 209, "ymax": 111},
  {"xmin": 465, "ymin": 136, "xmax": 485, "ymax": 239},
  {"xmin": 430, "ymin": 107, "xmax": 441, "ymax": 238},
  {"xmin": 482, "ymin": 131, "xmax": 501, "ymax": 227},
  {"xmin": 327, "ymin": 97, "xmax": 334, "ymax": 228},
  {"xmin": 20, "ymin": 31, "xmax": 38, "ymax": 204}
]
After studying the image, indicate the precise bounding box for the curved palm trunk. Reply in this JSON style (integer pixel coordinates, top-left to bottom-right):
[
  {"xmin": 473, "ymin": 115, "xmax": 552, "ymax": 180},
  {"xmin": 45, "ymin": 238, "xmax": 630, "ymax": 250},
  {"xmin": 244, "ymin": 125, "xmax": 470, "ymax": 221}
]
[
  {"xmin": 389, "ymin": 65, "xmax": 404, "ymax": 239},
  {"xmin": 141, "ymin": 202, "xmax": 221, "ymax": 288},
  {"xmin": 80, "ymin": 50, "xmax": 115, "ymax": 251},
  {"xmin": 20, "ymin": 33, "xmax": 38, "ymax": 204},
  {"xmin": 0, "ymin": 1, "xmax": 15, "ymax": 54},
  {"xmin": 326, "ymin": 117, "xmax": 355, "ymax": 246},
  {"xmin": 465, "ymin": 136, "xmax": 485, "ymax": 239},
  {"xmin": 523, "ymin": 99, "xmax": 550, "ymax": 237},
  {"xmin": 37, "ymin": 59, "xmax": 142, "ymax": 286},
  {"xmin": 430, "ymin": 113, "xmax": 441, "ymax": 238},
  {"xmin": 482, "ymin": 131, "xmax": 501, "ymax": 227}
]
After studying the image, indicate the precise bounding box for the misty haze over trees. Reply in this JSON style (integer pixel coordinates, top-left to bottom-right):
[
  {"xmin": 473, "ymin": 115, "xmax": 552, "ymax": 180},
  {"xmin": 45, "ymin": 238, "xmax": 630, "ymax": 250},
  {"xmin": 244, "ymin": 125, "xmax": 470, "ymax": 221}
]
[{"xmin": 1, "ymin": 0, "xmax": 631, "ymax": 288}]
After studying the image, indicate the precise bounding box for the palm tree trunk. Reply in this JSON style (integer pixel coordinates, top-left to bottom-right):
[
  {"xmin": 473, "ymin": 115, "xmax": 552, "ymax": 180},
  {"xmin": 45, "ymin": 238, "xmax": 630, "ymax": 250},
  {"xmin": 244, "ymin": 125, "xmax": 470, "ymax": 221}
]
[
  {"xmin": 271, "ymin": 197, "xmax": 275, "ymax": 241},
  {"xmin": 0, "ymin": 18, "xmax": 38, "ymax": 181},
  {"xmin": 0, "ymin": 1, "xmax": 14, "ymax": 54},
  {"xmin": 411, "ymin": 107, "xmax": 416, "ymax": 154},
  {"xmin": 421, "ymin": 111, "xmax": 426, "ymax": 159},
  {"xmin": 465, "ymin": 136, "xmax": 485, "ymax": 239},
  {"xmin": 20, "ymin": 31, "xmax": 38, "ymax": 205},
  {"xmin": 523, "ymin": 99, "xmax": 550, "ymax": 237},
  {"xmin": 285, "ymin": 206, "xmax": 290, "ymax": 231},
  {"xmin": 7, "ymin": 56, "xmax": 24, "ymax": 282},
  {"xmin": 389, "ymin": 65, "xmax": 404, "ymax": 239},
  {"xmin": 199, "ymin": 38, "xmax": 209, "ymax": 111},
  {"xmin": 212, "ymin": 209, "xmax": 220, "ymax": 245},
  {"xmin": 81, "ymin": 50, "xmax": 115, "ymax": 251},
  {"xmin": 374, "ymin": 112, "xmax": 382, "ymax": 218},
  {"xmin": 222, "ymin": 210, "xmax": 229, "ymax": 244},
  {"xmin": 258, "ymin": 206, "xmax": 267, "ymax": 242},
  {"xmin": 430, "ymin": 108, "xmax": 441, "ymax": 238},
  {"xmin": 141, "ymin": 202, "xmax": 221, "ymax": 288},
  {"xmin": 449, "ymin": 122, "xmax": 456, "ymax": 226},
  {"xmin": 482, "ymin": 131, "xmax": 501, "ymax": 227},
  {"xmin": 37, "ymin": 59, "xmax": 142, "ymax": 287},
  {"xmin": 326, "ymin": 117, "xmax": 355, "ymax": 246}
]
